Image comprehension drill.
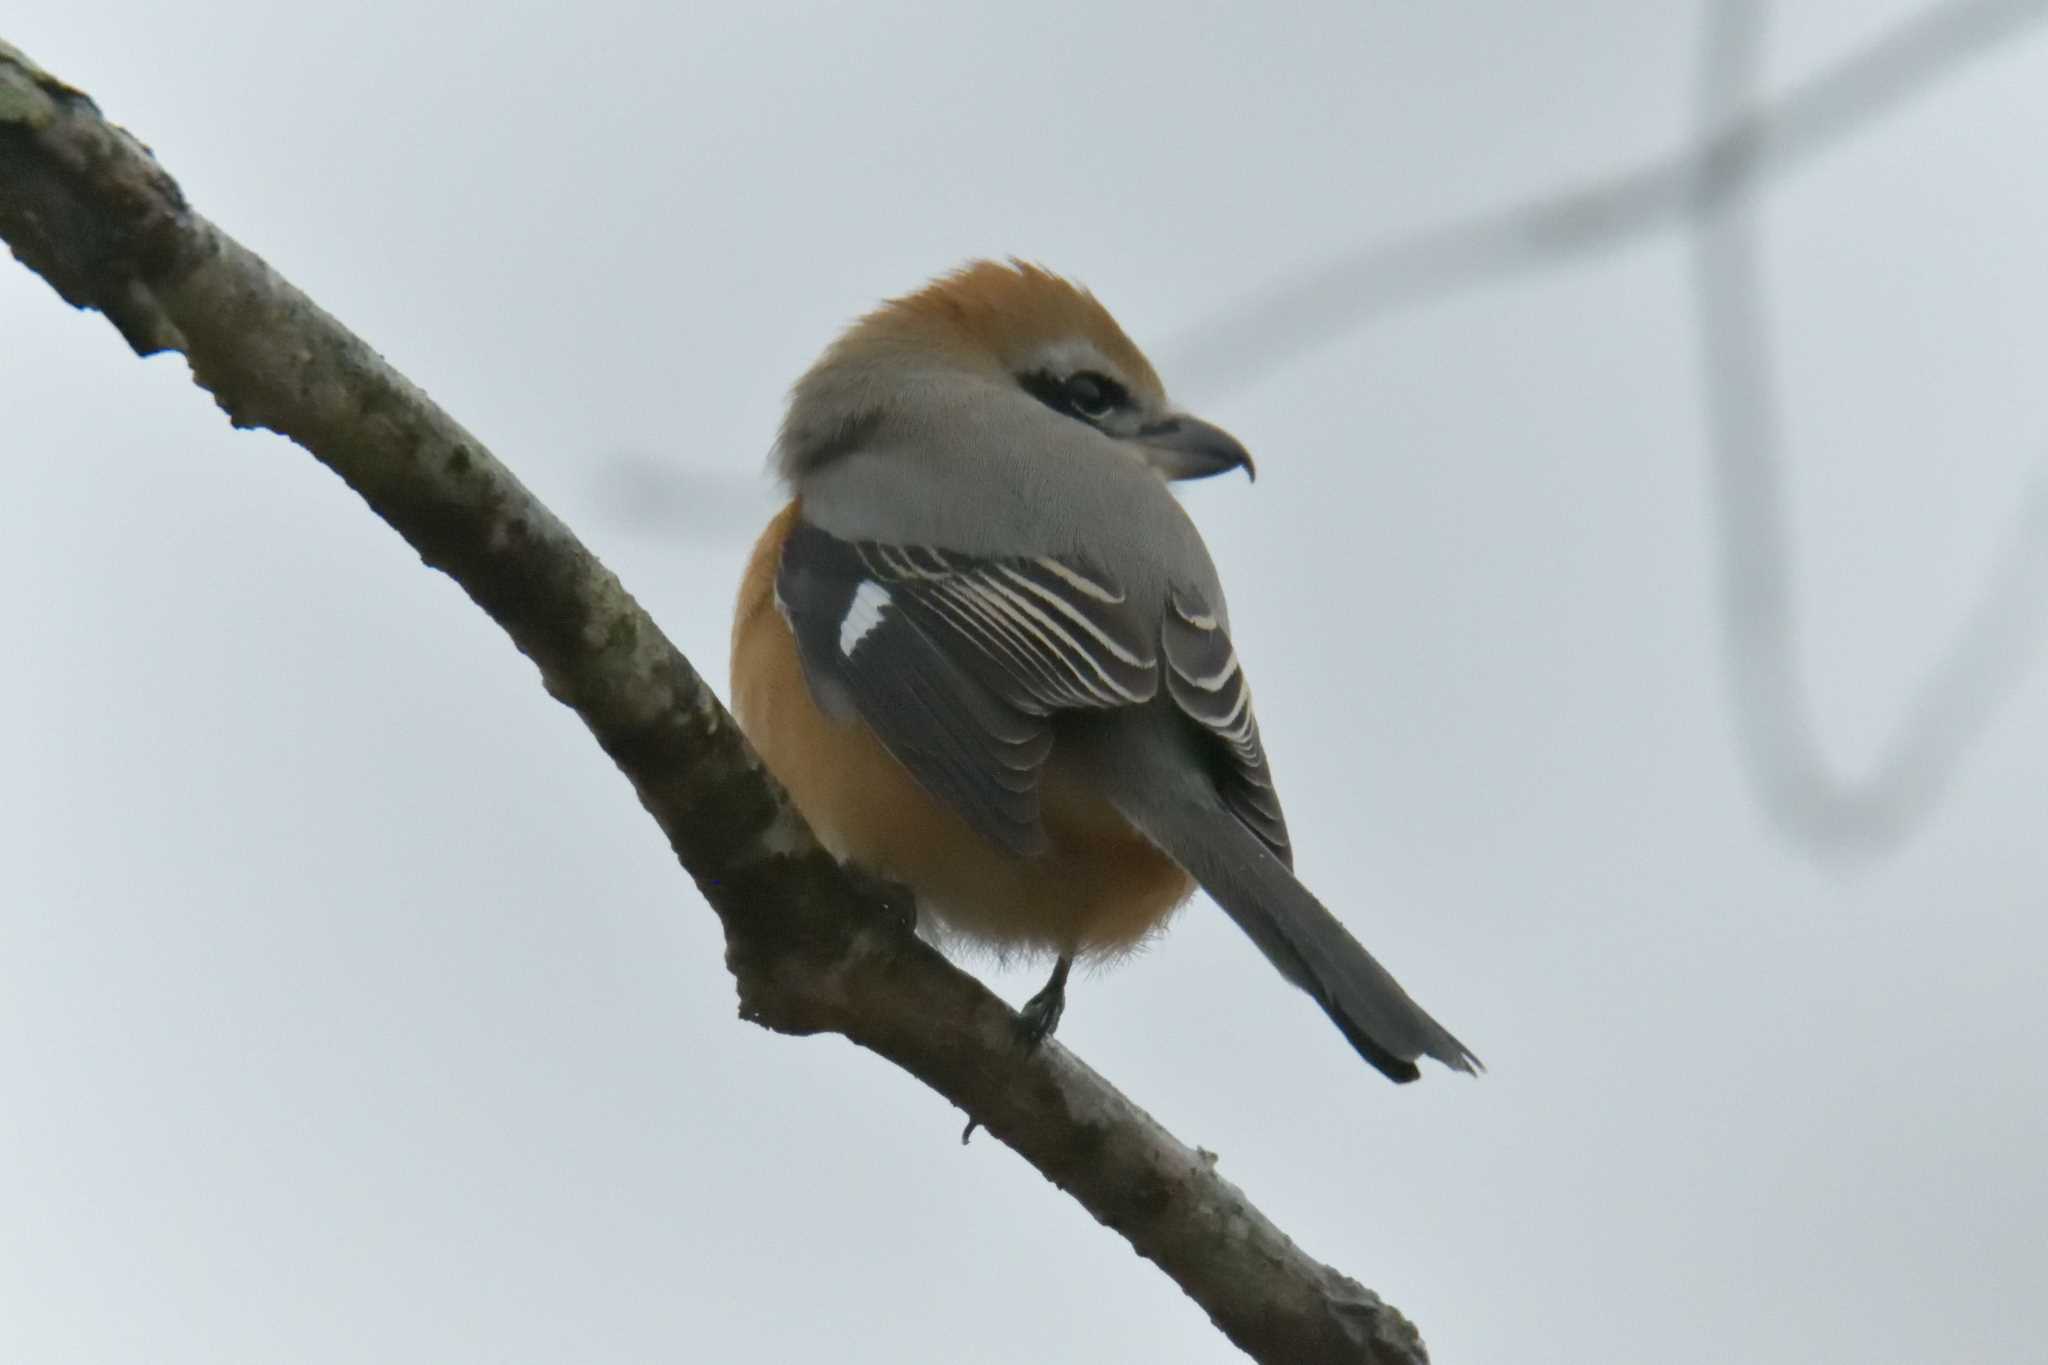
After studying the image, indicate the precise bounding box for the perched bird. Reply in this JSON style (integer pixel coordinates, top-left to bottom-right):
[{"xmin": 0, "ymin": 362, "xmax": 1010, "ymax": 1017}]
[{"xmin": 732, "ymin": 261, "xmax": 1477, "ymax": 1082}]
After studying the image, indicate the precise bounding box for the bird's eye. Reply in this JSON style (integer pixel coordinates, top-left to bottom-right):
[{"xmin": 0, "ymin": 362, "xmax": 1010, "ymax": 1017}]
[
  {"xmin": 1019, "ymin": 368, "xmax": 1129, "ymax": 424},
  {"xmin": 1061, "ymin": 372, "xmax": 1122, "ymax": 420}
]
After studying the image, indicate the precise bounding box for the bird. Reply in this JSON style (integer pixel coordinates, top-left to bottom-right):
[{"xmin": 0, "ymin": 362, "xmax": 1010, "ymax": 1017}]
[{"xmin": 731, "ymin": 260, "xmax": 1478, "ymax": 1083}]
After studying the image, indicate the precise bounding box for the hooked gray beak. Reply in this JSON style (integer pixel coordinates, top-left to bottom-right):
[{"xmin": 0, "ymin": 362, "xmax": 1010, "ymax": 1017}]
[{"xmin": 1134, "ymin": 415, "xmax": 1256, "ymax": 482}]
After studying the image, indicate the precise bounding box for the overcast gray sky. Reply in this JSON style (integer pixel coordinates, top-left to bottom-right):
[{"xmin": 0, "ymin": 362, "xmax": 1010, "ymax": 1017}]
[{"xmin": 5, "ymin": 3, "xmax": 2045, "ymax": 1362}]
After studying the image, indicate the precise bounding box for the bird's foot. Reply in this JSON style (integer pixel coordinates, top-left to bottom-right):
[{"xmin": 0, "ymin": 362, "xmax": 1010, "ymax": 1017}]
[
  {"xmin": 962, "ymin": 957, "xmax": 1075, "ymax": 1144},
  {"xmin": 1015, "ymin": 954, "xmax": 1072, "ymax": 1049}
]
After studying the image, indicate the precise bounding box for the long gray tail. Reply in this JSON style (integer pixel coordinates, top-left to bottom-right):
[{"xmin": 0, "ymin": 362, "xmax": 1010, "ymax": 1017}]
[{"xmin": 1119, "ymin": 791, "xmax": 1481, "ymax": 1083}]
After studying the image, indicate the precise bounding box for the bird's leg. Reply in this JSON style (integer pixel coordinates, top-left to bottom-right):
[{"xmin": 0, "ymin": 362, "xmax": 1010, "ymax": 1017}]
[
  {"xmin": 963, "ymin": 955, "xmax": 1077, "ymax": 1142},
  {"xmin": 962, "ymin": 955, "xmax": 1077, "ymax": 1143},
  {"xmin": 1016, "ymin": 954, "xmax": 1072, "ymax": 1048}
]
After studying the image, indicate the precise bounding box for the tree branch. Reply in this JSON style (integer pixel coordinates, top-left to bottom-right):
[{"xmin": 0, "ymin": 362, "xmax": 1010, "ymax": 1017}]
[{"xmin": 0, "ymin": 40, "xmax": 1431, "ymax": 1365}]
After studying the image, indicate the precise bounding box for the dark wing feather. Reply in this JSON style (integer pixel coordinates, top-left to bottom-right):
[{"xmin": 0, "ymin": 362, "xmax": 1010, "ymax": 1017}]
[
  {"xmin": 776, "ymin": 519, "xmax": 1156, "ymax": 856},
  {"xmin": 853, "ymin": 542, "xmax": 1158, "ymax": 712},
  {"xmin": 1162, "ymin": 584, "xmax": 1291, "ymax": 863}
]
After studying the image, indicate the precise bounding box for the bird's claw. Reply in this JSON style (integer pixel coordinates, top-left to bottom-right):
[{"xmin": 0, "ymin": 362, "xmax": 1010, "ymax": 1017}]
[{"xmin": 1015, "ymin": 990, "xmax": 1064, "ymax": 1049}]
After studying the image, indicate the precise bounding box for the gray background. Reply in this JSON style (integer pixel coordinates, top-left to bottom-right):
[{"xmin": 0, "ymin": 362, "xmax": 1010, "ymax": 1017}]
[{"xmin": 4, "ymin": 3, "xmax": 2044, "ymax": 1361}]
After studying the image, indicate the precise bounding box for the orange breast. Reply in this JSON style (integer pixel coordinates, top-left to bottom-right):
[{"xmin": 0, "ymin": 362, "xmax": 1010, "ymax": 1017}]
[{"xmin": 731, "ymin": 503, "xmax": 1194, "ymax": 959}]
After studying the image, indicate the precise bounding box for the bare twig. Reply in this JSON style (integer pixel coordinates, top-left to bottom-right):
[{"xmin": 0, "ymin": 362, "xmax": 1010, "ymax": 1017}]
[{"xmin": 0, "ymin": 40, "xmax": 1433, "ymax": 1365}]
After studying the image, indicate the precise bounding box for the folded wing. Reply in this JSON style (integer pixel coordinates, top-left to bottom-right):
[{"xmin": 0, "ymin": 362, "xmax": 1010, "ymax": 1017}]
[{"xmin": 776, "ymin": 518, "xmax": 1157, "ymax": 855}]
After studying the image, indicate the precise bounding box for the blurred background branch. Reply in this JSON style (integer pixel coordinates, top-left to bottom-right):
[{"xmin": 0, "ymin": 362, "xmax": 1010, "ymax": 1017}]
[
  {"xmin": 1691, "ymin": 0, "xmax": 2048, "ymax": 852},
  {"xmin": 1183, "ymin": 0, "xmax": 2048, "ymax": 859},
  {"xmin": 1176, "ymin": 0, "xmax": 2048, "ymax": 858},
  {"xmin": 1166, "ymin": 0, "xmax": 2047, "ymax": 394}
]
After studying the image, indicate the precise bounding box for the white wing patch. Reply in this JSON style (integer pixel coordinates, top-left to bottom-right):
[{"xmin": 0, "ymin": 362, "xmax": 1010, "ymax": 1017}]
[{"xmin": 838, "ymin": 580, "xmax": 892, "ymax": 656}]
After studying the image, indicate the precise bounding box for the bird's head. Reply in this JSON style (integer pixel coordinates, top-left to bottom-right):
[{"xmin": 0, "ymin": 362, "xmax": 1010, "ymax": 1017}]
[{"xmin": 776, "ymin": 259, "xmax": 1254, "ymax": 485}]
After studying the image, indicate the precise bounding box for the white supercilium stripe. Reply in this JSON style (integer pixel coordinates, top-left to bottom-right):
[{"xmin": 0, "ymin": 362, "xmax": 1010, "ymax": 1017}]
[{"xmin": 838, "ymin": 581, "xmax": 892, "ymax": 656}]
